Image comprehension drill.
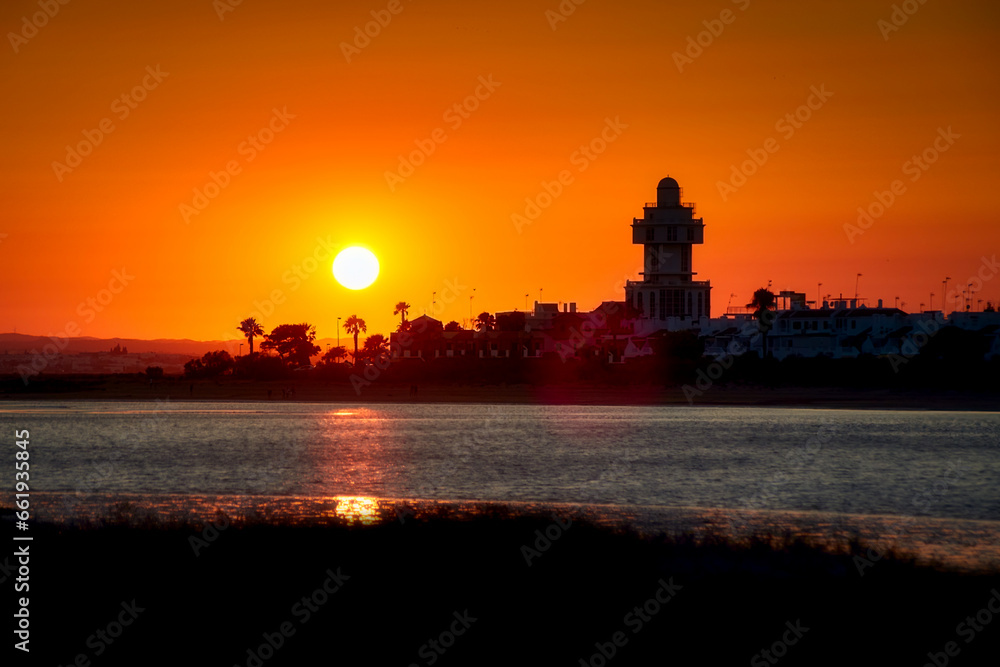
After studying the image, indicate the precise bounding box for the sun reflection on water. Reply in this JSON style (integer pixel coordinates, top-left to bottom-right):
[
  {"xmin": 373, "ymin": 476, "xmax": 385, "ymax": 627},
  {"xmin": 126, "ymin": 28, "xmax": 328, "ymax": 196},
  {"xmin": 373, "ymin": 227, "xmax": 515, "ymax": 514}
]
[{"xmin": 331, "ymin": 496, "xmax": 379, "ymax": 525}]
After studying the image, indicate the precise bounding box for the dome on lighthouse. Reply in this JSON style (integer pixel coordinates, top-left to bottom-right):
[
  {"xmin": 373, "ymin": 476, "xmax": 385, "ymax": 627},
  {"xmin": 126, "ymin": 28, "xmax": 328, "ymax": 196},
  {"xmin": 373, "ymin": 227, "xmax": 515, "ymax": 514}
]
[{"xmin": 656, "ymin": 176, "xmax": 681, "ymax": 206}]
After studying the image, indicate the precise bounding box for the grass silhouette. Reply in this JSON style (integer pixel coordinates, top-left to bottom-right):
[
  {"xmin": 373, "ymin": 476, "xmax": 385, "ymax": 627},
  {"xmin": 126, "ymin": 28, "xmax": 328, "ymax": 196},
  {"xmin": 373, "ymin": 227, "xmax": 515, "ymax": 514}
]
[{"xmin": 19, "ymin": 503, "xmax": 1000, "ymax": 665}]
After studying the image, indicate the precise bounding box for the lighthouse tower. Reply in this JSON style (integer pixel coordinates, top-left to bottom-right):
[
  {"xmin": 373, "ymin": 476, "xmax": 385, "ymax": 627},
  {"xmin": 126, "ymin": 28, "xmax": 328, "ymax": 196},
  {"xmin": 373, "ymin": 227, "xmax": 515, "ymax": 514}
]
[{"xmin": 624, "ymin": 177, "xmax": 712, "ymax": 333}]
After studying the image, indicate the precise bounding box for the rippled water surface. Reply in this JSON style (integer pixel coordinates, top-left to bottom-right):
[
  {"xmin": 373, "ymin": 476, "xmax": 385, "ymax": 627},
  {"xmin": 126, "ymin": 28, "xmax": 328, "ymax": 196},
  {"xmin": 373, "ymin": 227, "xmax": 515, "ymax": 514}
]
[{"xmin": 4, "ymin": 401, "xmax": 999, "ymax": 569}]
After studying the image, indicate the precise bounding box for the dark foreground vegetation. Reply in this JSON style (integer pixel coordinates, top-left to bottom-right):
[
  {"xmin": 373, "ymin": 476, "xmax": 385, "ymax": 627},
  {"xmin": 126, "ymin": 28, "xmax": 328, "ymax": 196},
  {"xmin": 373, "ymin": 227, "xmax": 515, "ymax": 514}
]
[{"xmin": 15, "ymin": 506, "xmax": 1000, "ymax": 665}]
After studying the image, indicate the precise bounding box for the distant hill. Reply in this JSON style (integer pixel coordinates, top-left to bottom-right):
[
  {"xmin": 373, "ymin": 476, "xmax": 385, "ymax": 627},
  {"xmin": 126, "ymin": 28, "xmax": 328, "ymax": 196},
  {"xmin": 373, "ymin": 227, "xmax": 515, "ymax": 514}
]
[
  {"xmin": 0, "ymin": 333, "xmax": 244, "ymax": 357},
  {"xmin": 0, "ymin": 334, "xmax": 350, "ymax": 358}
]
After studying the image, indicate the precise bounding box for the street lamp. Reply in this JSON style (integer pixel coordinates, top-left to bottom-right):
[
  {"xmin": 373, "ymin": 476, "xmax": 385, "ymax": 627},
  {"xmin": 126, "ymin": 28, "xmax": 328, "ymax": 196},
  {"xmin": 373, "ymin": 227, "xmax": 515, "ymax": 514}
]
[{"xmin": 337, "ymin": 317, "xmax": 341, "ymax": 348}]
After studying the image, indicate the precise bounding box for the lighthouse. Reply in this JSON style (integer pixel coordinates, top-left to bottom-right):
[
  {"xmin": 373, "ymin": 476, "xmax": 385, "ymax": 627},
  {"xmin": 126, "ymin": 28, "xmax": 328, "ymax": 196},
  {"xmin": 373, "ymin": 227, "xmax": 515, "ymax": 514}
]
[{"xmin": 624, "ymin": 177, "xmax": 712, "ymax": 333}]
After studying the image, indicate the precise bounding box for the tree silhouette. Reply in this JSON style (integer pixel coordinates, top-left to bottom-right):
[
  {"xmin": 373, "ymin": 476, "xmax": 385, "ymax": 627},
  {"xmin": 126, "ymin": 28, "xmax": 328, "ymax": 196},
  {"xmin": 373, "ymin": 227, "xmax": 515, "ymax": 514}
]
[
  {"xmin": 362, "ymin": 333, "xmax": 389, "ymax": 364},
  {"xmin": 474, "ymin": 312, "xmax": 495, "ymax": 332},
  {"xmin": 319, "ymin": 346, "xmax": 347, "ymax": 366},
  {"xmin": 394, "ymin": 301, "xmax": 410, "ymax": 326},
  {"xmin": 184, "ymin": 350, "xmax": 235, "ymax": 378},
  {"xmin": 343, "ymin": 315, "xmax": 367, "ymax": 364},
  {"xmin": 444, "ymin": 320, "xmax": 463, "ymax": 332},
  {"xmin": 237, "ymin": 317, "xmax": 264, "ymax": 356},
  {"xmin": 749, "ymin": 288, "xmax": 777, "ymax": 359},
  {"xmin": 260, "ymin": 323, "xmax": 321, "ymax": 368}
]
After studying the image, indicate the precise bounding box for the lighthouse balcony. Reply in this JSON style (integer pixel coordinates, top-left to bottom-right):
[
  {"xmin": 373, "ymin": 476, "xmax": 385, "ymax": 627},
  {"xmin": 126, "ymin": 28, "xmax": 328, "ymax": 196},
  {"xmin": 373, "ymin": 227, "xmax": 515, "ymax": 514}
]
[{"xmin": 644, "ymin": 201, "xmax": 696, "ymax": 211}]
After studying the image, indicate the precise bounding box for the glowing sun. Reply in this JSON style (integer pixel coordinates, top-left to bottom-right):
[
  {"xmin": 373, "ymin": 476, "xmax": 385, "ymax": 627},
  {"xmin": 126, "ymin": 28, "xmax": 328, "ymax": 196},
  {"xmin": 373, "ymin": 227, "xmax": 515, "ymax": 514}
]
[{"xmin": 333, "ymin": 247, "xmax": 379, "ymax": 290}]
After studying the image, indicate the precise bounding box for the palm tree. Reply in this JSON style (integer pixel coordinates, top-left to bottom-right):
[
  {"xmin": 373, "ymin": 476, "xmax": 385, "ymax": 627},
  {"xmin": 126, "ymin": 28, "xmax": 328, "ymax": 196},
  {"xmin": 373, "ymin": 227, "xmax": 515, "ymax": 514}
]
[
  {"xmin": 748, "ymin": 288, "xmax": 777, "ymax": 359},
  {"xmin": 362, "ymin": 334, "xmax": 389, "ymax": 364},
  {"xmin": 237, "ymin": 317, "xmax": 264, "ymax": 356},
  {"xmin": 343, "ymin": 315, "xmax": 367, "ymax": 364},
  {"xmin": 393, "ymin": 301, "xmax": 410, "ymax": 328},
  {"xmin": 474, "ymin": 312, "xmax": 495, "ymax": 332}
]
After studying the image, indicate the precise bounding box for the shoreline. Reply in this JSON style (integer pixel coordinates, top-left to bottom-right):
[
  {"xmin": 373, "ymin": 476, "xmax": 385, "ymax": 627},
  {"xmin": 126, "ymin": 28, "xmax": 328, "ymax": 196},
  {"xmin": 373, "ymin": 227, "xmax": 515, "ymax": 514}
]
[
  {"xmin": 16, "ymin": 507, "xmax": 1000, "ymax": 664},
  {"xmin": 2, "ymin": 377, "xmax": 998, "ymax": 410},
  {"xmin": 17, "ymin": 492, "xmax": 1000, "ymax": 574}
]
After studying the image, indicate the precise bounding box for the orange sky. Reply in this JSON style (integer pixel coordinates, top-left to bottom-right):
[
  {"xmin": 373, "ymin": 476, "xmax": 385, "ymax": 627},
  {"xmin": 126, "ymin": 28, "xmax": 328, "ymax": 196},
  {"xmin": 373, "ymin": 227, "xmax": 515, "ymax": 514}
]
[{"xmin": 2, "ymin": 0, "xmax": 998, "ymax": 342}]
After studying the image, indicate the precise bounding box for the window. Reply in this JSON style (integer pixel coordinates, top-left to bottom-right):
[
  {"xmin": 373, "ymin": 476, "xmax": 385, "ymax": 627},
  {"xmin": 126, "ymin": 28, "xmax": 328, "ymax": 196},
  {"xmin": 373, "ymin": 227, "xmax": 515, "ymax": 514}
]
[
  {"xmin": 687, "ymin": 227, "xmax": 695, "ymax": 241},
  {"xmin": 649, "ymin": 291, "xmax": 656, "ymax": 318},
  {"xmin": 697, "ymin": 292, "xmax": 704, "ymax": 318},
  {"xmin": 659, "ymin": 289, "xmax": 684, "ymax": 318},
  {"xmin": 636, "ymin": 291, "xmax": 644, "ymax": 314},
  {"xmin": 667, "ymin": 227, "xmax": 678, "ymax": 242},
  {"xmin": 645, "ymin": 227, "xmax": 654, "ymax": 241},
  {"xmin": 686, "ymin": 292, "xmax": 692, "ymax": 316},
  {"xmin": 680, "ymin": 247, "xmax": 689, "ymax": 272}
]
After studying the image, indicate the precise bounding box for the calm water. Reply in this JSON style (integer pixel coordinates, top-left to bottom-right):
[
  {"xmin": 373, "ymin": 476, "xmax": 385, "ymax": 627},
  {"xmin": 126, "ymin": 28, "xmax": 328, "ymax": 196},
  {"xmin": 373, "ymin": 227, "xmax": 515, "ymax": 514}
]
[{"xmin": 4, "ymin": 401, "xmax": 999, "ymax": 568}]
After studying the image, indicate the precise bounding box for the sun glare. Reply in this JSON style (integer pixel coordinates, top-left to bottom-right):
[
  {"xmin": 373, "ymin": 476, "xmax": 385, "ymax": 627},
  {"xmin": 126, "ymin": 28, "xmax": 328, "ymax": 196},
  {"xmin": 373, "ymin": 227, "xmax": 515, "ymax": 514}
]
[{"xmin": 333, "ymin": 247, "xmax": 379, "ymax": 290}]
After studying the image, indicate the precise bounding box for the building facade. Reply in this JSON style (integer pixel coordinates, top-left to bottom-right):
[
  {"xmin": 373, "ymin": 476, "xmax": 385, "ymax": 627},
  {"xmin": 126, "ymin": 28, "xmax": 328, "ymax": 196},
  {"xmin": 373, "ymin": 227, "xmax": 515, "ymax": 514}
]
[{"xmin": 625, "ymin": 177, "xmax": 712, "ymax": 335}]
